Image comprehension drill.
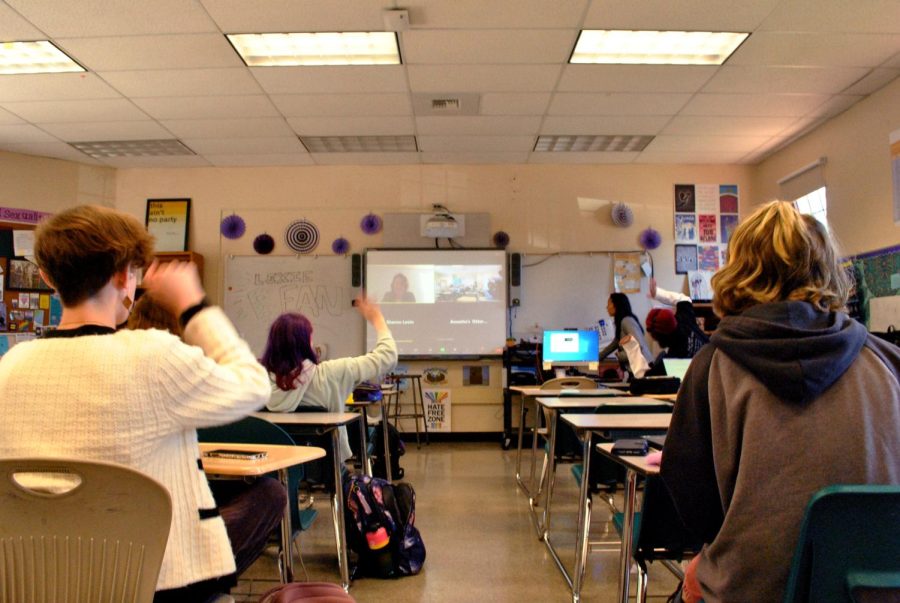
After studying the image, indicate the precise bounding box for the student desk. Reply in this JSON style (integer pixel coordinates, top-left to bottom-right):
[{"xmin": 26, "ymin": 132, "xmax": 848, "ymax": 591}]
[
  {"xmin": 559, "ymin": 414, "xmax": 672, "ymax": 603},
  {"xmin": 252, "ymin": 411, "xmax": 366, "ymax": 590},
  {"xmin": 199, "ymin": 442, "xmax": 326, "ymax": 584},
  {"xmin": 509, "ymin": 386, "xmax": 627, "ymax": 500},
  {"xmin": 346, "ymin": 395, "xmax": 393, "ymax": 482}
]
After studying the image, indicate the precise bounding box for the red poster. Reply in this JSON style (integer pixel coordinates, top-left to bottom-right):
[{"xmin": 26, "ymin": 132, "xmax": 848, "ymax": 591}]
[{"xmin": 698, "ymin": 214, "xmax": 717, "ymax": 243}]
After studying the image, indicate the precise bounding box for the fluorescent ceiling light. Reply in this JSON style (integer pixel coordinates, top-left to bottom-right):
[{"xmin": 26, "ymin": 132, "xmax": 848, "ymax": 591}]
[
  {"xmin": 69, "ymin": 139, "xmax": 195, "ymax": 159},
  {"xmin": 300, "ymin": 135, "xmax": 417, "ymax": 153},
  {"xmin": 534, "ymin": 135, "xmax": 654, "ymax": 152},
  {"xmin": 0, "ymin": 40, "xmax": 84, "ymax": 74},
  {"xmin": 571, "ymin": 30, "xmax": 748, "ymax": 65},
  {"xmin": 227, "ymin": 32, "xmax": 400, "ymax": 66}
]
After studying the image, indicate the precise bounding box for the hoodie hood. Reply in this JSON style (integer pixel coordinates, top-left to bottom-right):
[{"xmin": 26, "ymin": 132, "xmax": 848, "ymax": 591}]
[{"xmin": 710, "ymin": 301, "xmax": 867, "ymax": 405}]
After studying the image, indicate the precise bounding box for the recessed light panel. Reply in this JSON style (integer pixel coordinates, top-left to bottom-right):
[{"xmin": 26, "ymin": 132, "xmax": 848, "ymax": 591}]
[
  {"xmin": 571, "ymin": 30, "xmax": 748, "ymax": 65},
  {"xmin": 227, "ymin": 32, "xmax": 401, "ymax": 66},
  {"xmin": 69, "ymin": 139, "xmax": 195, "ymax": 158},
  {"xmin": 534, "ymin": 135, "xmax": 654, "ymax": 152},
  {"xmin": 0, "ymin": 41, "xmax": 84, "ymax": 74},
  {"xmin": 300, "ymin": 135, "xmax": 417, "ymax": 153}
]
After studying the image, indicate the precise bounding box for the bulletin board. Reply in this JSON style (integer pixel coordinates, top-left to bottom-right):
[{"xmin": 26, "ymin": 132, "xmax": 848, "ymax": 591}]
[
  {"xmin": 509, "ymin": 252, "xmax": 652, "ymax": 344},
  {"xmin": 223, "ymin": 254, "xmax": 364, "ymax": 360}
]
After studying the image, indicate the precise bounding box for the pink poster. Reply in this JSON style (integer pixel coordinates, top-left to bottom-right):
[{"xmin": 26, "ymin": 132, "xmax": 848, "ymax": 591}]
[{"xmin": 698, "ymin": 214, "xmax": 717, "ymax": 243}]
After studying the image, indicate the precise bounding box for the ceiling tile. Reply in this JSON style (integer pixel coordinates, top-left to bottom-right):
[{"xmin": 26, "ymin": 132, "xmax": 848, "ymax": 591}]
[
  {"xmin": 3, "ymin": 99, "xmax": 151, "ymax": 123},
  {"xmin": 0, "ymin": 107, "xmax": 25, "ymax": 125},
  {"xmin": 0, "ymin": 73, "xmax": 123, "ymax": 102},
  {"xmin": 661, "ymin": 116, "xmax": 798, "ymax": 137},
  {"xmin": 480, "ymin": 93, "xmax": 552, "ymax": 115},
  {"xmin": 548, "ymin": 92, "xmax": 691, "ymax": 115},
  {"xmin": 182, "ymin": 136, "xmax": 306, "ymax": 155},
  {"xmin": 758, "ymin": 0, "xmax": 900, "ymax": 34},
  {"xmin": 415, "ymin": 116, "xmax": 541, "ymax": 136},
  {"xmin": 809, "ymin": 95, "xmax": 866, "ymax": 118},
  {"xmin": 403, "ymin": 30, "xmax": 576, "ymax": 64},
  {"xmin": 408, "ymin": 65, "xmax": 562, "ymax": 93},
  {"xmin": 702, "ymin": 65, "xmax": 870, "ymax": 94},
  {"xmin": 6, "ymin": 0, "xmax": 218, "ymax": 37},
  {"xmin": 271, "ymin": 94, "xmax": 412, "ymax": 117},
  {"xmin": 682, "ymin": 93, "xmax": 830, "ymax": 117},
  {"xmin": 417, "ymin": 135, "xmax": 535, "ymax": 152},
  {"xmin": 162, "ymin": 117, "xmax": 293, "ymax": 139},
  {"xmin": 100, "ymin": 155, "xmax": 212, "ymax": 168},
  {"xmin": 0, "ymin": 124, "xmax": 59, "ymax": 143},
  {"xmin": 420, "ymin": 152, "xmax": 530, "ymax": 164},
  {"xmin": 885, "ymin": 51, "xmax": 900, "ymax": 68},
  {"xmin": 583, "ymin": 0, "xmax": 780, "ymax": 31},
  {"xmin": 252, "ymin": 66, "xmax": 409, "ymax": 94},
  {"xmin": 634, "ymin": 150, "xmax": 750, "ymax": 164},
  {"xmin": 56, "ymin": 34, "xmax": 242, "ymax": 72},
  {"xmin": 310, "ymin": 152, "xmax": 421, "ymax": 165},
  {"xmin": 841, "ymin": 69, "xmax": 900, "ymax": 96},
  {"xmin": 728, "ymin": 32, "xmax": 900, "ymax": 68},
  {"xmin": 402, "ymin": 0, "xmax": 588, "ymax": 29},
  {"xmin": 131, "ymin": 95, "xmax": 280, "ymax": 120},
  {"xmin": 0, "ymin": 2, "xmax": 45, "ymax": 39},
  {"xmin": 645, "ymin": 135, "xmax": 771, "ymax": 153},
  {"xmin": 288, "ymin": 116, "xmax": 414, "ymax": 137},
  {"xmin": 529, "ymin": 151, "xmax": 640, "ymax": 164},
  {"xmin": 540, "ymin": 115, "xmax": 670, "ymax": 135},
  {"xmin": 38, "ymin": 120, "xmax": 175, "ymax": 141},
  {"xmin": 200, "ymin": 0, "xmax": 389, "ymax": 32},
  {"xmin": 0, "ymin": 141, "xmax": 105, "ymax": 164},
  {"xmin": 205, "ymin": 153, "xmax": 315, "ymax": 167},
  {"xmin": 557, "ymin": 65, "xmax": 717, "ymax": 93},
  {"xmin": 99, "ymin": 68, "xmax": 263, "ymax": 98}
]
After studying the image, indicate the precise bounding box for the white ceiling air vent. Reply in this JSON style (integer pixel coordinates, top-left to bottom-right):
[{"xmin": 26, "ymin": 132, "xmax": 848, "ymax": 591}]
[{"xmin": 412, "ymin": 93, "xmax": 481, "ymax": 116}]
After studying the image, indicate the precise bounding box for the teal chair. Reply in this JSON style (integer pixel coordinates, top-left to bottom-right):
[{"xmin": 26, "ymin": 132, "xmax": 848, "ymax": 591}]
[
  {"xmin": 783, "ymin": 484, "xmax": 900, "ymax": 603},
  {"xmin": 197, "ymin": 416, "xmax": 318, "ymax": 537}
]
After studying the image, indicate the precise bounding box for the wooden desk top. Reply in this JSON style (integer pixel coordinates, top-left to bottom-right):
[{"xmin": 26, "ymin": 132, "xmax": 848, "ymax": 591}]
[
  {"xmin": 200, "ymin": 443, "xmax": 326, "ymax": 476},
  {"xmin": 510, "ymin": 386, "xmax": 626, "ymax": 397},
  {"xmin": 539, "ymin": 396, "xmax": 673, "ymax": 410},
  {"xmin": 252, "ymin": 411, "xmax": 361, "ymax": 426},
  {"xmin": 561, "ymin": 412, "xmax": 672, "ymax": 431},
  {"xmin": 595, "ymin": 442, "xmax": 660, "ymax": 476},
  {"xmin": 644, "ymin": 393, "xmax": 678, "ymax": 402}
]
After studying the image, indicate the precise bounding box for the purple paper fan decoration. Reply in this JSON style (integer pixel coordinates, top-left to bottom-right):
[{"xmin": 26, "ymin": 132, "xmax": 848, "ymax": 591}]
[
  {"xmin": 611, "ymin": 202, "xmax": 634, "ymax": 227},
  {"xmin": 492, "ymin": 230, "xmax": 510, "ymax": 249},
  {"xmin": 639, "ymin": 227, "xmax": 662, "ymax": 250},
  {"xmin": 220, "ymin": 214, "xmax": 246, "ymax": 239},
  {"xmin": 253, "ymin": 233, "xmax": 275, "ymax": 255},
  {"xmin": 360, "ymin": 213, "xmax": 383, "ymax": 235},
  {"xmin": 331, "ymin": 237, "xmax": 350, "ymax": 255}
]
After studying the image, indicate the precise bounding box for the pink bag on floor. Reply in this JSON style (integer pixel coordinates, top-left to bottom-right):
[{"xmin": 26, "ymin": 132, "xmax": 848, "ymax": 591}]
[{"xmin": 258, "ymin": 582, "xmax": 355, "ymax": 603}]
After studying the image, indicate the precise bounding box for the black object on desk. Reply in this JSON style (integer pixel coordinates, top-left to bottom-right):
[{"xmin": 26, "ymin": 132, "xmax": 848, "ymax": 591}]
[{"xmin": 612, "ymin": 438, "xmax": 649, "ymax": 456}]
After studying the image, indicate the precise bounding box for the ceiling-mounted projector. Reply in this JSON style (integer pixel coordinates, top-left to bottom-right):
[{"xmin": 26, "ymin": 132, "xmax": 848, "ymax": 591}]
[{"xmin": 420, "ymin": 205, "xmax": 464, "ymax": 238}]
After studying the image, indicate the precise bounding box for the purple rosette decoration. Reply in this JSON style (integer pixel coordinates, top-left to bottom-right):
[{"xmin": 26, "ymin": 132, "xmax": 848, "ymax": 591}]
[
  {"xmin": 331, "ymin": 237, "xmax": 350, "ymax": 255},
  {"xmin": 639, "ymin": 227, "xmax": 662, "ymax": 250},
  {"xmin": 220, "ymin": 214, "xmax": 246, "ymax": 239},
  {"xmin": 492, "ymin": 230, "xmax": 510, "ymax": 249},
  {"xmin": 611, "ymin": 202, "xmax": 634, "ymax": 227},
  {"xmin": 360, "ymin": 213, "xmax": 383, "ymax": 235},
  {"xmin": 253, "ymin": 233, "xmax": 275, "ymax": 255}
]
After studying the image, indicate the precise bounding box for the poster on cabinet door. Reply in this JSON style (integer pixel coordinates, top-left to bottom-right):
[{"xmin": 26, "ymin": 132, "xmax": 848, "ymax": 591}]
[{"xmin": 423, "ymin": 388, "xmax": 451, "ymax": 432}]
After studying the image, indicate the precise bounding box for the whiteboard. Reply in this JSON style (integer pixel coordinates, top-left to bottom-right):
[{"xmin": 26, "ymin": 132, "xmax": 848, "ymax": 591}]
[
  {"xmin": 223, "ymin": 255, "xmax": 364, "ymax": 360},
  {"xmin": 510, "ymin": 253, "xmax": 652, "ymax": 345}
]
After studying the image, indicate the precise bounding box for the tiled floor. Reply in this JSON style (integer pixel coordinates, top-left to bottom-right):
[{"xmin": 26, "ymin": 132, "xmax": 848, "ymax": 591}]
[{"xmin": 233, "ymin": 441, "xmax": 682, "ymax": 602}]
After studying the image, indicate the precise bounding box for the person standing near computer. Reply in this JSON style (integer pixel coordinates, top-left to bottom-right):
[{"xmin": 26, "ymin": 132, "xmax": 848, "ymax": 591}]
[{"xmin": 598, "ymin": 292, "xmax": 653, "ymax": 378}]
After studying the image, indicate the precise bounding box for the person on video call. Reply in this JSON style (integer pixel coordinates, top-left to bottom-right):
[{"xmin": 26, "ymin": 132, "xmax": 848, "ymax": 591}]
[{"xmin": 382, "ymin": 272, "xmax": 416, "ymax": 303}]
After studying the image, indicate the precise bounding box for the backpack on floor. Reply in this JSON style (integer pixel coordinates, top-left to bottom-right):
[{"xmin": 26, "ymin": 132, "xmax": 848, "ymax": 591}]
[
  {"xmin": 344, "ymin": 474, "xmax": 425, "ymax": 579},
  {"xmin": 369, "ymin": 421, "xmax": 406, "ymax": 480}
]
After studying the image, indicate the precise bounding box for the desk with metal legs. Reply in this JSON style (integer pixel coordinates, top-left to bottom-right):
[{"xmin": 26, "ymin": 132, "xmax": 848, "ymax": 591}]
[
  {"xmin": 346, "ymin": 397, "xmax": 392, "ymax": 482},
  {"xmin": 200, "ymin": 442, "xmax": 326, "ymax": 584},
  {"xmin": 252, "ymin": 411, "xmax": 367, "ymax": 591},
  {"xmin": 560, "ymin": 413, "xmax": 672, "ymax": 603}
]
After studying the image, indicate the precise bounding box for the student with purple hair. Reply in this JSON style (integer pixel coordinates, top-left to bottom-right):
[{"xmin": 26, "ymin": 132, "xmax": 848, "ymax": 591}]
[{"xmin": 262, "ymin": 297, "xmax": 398, "ymax": 466}]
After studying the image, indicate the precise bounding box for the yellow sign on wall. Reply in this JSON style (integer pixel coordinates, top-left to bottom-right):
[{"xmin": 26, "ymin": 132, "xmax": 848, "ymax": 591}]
[{"xmin": 145, "ymin": 198, "xmax": 190, "ymax": 252}]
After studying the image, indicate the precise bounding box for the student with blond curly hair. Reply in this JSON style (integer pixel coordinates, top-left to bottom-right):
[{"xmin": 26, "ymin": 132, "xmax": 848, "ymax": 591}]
[{"xmin": 661, "ymin": 201, "xmax": 900, "ymax": 603}]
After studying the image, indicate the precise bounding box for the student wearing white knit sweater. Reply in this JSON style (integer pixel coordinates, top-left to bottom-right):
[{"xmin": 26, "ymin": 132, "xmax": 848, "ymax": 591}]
[{"xmin": 0, "ymin": 206, "xmax": 271, "ymax": 602}]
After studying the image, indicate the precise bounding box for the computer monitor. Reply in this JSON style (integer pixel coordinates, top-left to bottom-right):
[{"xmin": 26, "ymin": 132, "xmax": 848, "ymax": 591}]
[
  {"xmin": 662, "ymin": 358, "xmax": 692, "ymax": 381},
  {"xmin": 541, "ymin": 330, "xmax": 600, "ymax": 372}
]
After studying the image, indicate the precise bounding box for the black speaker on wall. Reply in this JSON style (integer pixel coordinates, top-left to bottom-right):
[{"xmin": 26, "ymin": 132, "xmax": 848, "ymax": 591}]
[
  {"xmin": 508, "ymin": 252, "xmax": 522, "ymax": 307},
  {"xmin": 351, "ymin": 253, "xmax": 362, "ymax": 288}
]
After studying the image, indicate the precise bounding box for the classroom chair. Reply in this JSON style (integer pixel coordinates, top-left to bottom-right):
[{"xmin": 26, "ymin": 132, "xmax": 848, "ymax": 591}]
[
  {"xmin": 0, "ymin": 457, "xmax": 172, "ymax": 603},
  {"xmin": 783, "ymin": 484, "xmax": 900, "ymax": 603}
]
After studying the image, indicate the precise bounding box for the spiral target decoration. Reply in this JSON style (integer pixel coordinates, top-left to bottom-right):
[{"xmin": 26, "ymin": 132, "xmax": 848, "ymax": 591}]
[{"xmin": 285, "ymin": 219, "xmax": 320, "ymax": 253}]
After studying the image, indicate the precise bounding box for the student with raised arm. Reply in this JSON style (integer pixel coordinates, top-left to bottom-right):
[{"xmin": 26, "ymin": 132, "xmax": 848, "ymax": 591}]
[
  {"xmin": 648, "ymin": 277, "xmax": 709, "ymax": 358},
  {"xmin": 661, "ymin": 201, "xmax": 900, "ymax": 603},
  {"xmin": 0, "ymin": 205, "xmax": 271, "ymax": 603},
  {"xmin": 262, "ymin": 296, "xmax": 398, "ymax": 466}
]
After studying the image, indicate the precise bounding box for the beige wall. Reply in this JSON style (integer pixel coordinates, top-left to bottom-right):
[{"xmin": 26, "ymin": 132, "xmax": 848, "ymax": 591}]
[
  {"xmin": 753, "ymin": 77, "xmax": 900, "ymax": 256},
  {"xmin": 0, "ymin": 151, "xmax": 115, "ymax": 214}
]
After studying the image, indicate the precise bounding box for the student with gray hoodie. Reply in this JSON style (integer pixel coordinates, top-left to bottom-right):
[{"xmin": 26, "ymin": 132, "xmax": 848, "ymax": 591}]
[{"xmin": 661, "ymin": 201, "xmax": 900, "ymax": 603}]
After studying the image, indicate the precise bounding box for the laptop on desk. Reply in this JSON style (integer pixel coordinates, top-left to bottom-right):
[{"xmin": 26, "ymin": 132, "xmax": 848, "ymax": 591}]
[{"xmin": 662, "ymin": 358, "xmax": 692, "ymax": 382}]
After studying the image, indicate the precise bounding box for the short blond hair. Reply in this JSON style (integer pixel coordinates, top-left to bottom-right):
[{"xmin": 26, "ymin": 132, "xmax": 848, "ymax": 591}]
[{"xmin": 711, "ymin": 201, "xmax": 850, "ymax": 316}]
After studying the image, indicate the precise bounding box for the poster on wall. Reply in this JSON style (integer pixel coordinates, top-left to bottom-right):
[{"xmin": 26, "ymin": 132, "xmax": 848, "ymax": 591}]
[
  {"xmin": 145, "ymin": 198, "xmax": 191, "ymax": 252},
  {"xmin": 423, "ymin": 388, "xmax": 451, "ymax": 432},
  {"xmin": 891, "ymin": 128, "xmax": 900, "ymax": 224},
  {"xmin": 674, "ymin": 184, "xmax": 696, "ymax": 212},
  {"xmin": 720, "ymin": 214, "xmax": 739, "ymax": 244},
  {"xmin": 694, "ymin": 184, "xmax": 718, "ymax": 214},
  {"xmin": 613, "ymin": 252, "xmax": 642, "ymax": 293},
  {"xmin": 698, "ymin": 245, "xmax": 720, "ymax": 271},
  {"xmin": 675, "ymin": 245, "xmax": 698, "ymax": 274},
  {"xmin": 675, "ymin": 214, "xmax": 697, "ymax": 243},
  {"xmin": 698, "ymin": 214, "xmax": 718, "ymax": 242},
  {"xmin": 688, "ymin": 270, "xmax": 715, "ymax": 301}
]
